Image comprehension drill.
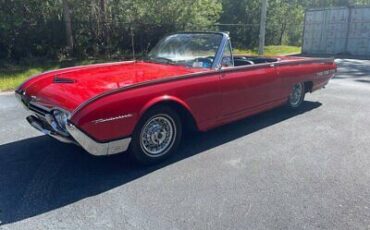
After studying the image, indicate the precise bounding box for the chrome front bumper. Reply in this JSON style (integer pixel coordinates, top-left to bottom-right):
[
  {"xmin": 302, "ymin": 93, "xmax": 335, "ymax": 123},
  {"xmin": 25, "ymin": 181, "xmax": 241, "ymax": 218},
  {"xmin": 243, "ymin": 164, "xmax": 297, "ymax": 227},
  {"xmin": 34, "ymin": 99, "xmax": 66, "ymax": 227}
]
[
  {"xmin": 27, "ymin": 115, "xmax": 75, "ymax": 144},
  {"xmin": 17, "ymin": 90, "xmax": 131, "ymax": 156},
  {"xmin": 26, "ymin": 114, "xmax": 131, "ymax": 156},
  {"xmin": 66, "ymin": 123, "xmax": 131, "ymax": 156}
]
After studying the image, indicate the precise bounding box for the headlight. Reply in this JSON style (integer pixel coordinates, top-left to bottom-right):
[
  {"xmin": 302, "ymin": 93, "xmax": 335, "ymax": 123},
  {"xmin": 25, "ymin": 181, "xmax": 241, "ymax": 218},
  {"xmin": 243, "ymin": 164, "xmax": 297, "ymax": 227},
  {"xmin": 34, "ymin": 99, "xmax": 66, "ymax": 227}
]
[{"xmin": 53, "ymin": 109, "xmax": 70, "ymax": 131}]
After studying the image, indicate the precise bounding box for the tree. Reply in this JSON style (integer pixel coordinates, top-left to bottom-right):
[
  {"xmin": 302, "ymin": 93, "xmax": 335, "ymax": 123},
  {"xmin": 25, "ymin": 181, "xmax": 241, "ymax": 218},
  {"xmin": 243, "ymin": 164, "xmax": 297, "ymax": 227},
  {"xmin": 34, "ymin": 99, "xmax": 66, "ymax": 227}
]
[{"xmin": 1, "ymin": 0, "xmax": 370, "ymax": 61}]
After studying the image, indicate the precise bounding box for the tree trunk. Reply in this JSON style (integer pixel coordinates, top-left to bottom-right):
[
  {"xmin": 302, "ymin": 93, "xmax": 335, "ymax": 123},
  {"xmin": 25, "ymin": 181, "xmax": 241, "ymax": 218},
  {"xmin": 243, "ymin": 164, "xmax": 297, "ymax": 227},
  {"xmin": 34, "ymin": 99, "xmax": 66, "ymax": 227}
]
[
  {"xmin": 279, "ymin": 23, "xmax": 286, "ymax": 45},
  {"xmin": 63, "ymin": 0, "xmax": 73, "ymax": 55},
  {"xmin": 100, "ymin": 0, "xmax": 111, "ymax": 56}
]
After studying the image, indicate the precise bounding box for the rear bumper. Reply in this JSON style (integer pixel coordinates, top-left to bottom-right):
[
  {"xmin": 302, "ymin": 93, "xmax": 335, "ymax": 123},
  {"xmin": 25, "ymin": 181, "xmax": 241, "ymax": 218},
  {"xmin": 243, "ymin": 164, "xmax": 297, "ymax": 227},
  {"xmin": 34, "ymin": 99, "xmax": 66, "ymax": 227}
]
[{"xmin": 312, "ymin": 78, "xmax": 331, "ymax": 92}]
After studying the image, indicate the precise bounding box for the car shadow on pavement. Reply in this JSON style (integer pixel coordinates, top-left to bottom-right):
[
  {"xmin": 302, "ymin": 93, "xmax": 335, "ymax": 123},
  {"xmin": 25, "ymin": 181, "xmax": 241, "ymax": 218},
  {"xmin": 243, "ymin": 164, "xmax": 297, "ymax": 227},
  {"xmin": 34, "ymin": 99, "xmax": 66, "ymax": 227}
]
[{"xmin": 0, "ymin": 101, "xmax": 321, "ymax": 225}]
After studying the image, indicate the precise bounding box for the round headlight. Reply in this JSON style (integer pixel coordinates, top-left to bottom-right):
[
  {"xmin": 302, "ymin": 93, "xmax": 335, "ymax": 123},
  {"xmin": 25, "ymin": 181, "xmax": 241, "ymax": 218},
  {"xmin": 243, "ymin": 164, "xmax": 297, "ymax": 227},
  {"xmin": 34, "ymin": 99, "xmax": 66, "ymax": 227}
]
[{"xmin": 53, "ymin": 110, "xmax": 69, "ymax": 131}]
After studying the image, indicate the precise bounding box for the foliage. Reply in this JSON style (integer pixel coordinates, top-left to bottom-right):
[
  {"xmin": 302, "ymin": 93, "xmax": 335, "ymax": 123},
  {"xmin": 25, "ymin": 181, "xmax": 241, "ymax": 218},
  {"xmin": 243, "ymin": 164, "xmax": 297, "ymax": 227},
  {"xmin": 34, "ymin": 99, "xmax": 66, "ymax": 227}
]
[
  {"xmin": 0, "ymin": 0, "xmax": 222, "ymax": 60},
  {"xmin": 0, "ymin": 0, "xmax": 369, "ymax": 61}
]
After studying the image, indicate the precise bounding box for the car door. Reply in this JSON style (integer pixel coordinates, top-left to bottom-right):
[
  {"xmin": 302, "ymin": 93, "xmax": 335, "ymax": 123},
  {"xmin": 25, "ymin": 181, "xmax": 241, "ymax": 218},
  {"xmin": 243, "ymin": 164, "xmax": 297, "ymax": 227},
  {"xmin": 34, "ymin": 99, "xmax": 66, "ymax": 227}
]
[{"xmin": 219, "ymin": 42, "xmax": 280, "ymax": 119}]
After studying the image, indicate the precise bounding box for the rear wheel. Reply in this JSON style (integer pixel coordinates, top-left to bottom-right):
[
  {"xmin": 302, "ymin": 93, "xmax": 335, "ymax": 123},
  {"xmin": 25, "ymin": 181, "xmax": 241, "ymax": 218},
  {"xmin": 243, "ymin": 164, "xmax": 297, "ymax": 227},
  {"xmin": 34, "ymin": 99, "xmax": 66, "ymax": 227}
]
[
  {"xmin": 129, "ymin": 106, "xmax": 182, "ymax": 165},
  {"xmin": 287, "ymin": 82, "xmax": 305, "ymax": 109}
]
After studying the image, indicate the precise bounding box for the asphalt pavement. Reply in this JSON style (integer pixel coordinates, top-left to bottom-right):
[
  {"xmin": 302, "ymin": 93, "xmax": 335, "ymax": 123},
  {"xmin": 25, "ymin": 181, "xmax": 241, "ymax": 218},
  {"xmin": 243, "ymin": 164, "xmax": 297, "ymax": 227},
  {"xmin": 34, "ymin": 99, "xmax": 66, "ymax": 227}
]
[{"xmin": 0, "ymin": 59, "xmax": 369, "ymax": 229}]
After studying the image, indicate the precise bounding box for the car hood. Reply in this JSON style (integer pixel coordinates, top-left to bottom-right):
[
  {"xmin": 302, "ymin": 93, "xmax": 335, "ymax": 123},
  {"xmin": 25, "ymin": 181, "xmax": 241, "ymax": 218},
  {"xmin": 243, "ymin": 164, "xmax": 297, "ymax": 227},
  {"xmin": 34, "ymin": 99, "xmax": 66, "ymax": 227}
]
[{"xmin": 19, "ymin": 61, "xmax": 204, "ymax": 111}]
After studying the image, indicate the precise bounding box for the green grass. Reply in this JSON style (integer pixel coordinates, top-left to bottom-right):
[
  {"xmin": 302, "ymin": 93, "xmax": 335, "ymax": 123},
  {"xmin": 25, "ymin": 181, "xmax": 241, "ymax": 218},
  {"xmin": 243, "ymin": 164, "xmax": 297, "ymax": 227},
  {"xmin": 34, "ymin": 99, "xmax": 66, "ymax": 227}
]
[
  {"xmin": 0, "ymin": 64, "xmax": 60, "ymax": 92},
  {"xmin": 234, "ymin": 45, "xmax": 301, "ymax": 56},
  {"xmin": 0, "ymin": 45, "xmax": 301, "ymax": 92}
]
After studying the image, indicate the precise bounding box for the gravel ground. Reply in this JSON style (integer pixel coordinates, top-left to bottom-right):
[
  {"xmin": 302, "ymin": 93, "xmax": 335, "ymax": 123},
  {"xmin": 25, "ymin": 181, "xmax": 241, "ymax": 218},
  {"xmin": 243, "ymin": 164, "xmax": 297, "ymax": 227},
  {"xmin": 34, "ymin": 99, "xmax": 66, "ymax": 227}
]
[{"xmin": 0, "ymin": 59, "xmax": 369, "ymax": 230}]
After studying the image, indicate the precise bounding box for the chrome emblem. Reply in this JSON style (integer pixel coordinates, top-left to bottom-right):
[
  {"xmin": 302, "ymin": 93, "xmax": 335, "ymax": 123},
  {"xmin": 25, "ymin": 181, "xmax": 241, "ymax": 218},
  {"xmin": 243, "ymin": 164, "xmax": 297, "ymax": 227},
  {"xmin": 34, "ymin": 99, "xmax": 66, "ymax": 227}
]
[{"xmin": 92, "ymin": 114, "xmax": 133, "ymax": 124}]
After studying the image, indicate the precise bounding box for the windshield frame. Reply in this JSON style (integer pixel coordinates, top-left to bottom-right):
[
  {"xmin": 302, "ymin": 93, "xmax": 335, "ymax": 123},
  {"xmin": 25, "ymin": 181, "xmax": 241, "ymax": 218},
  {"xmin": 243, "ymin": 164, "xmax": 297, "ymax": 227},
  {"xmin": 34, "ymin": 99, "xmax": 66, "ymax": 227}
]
[{"xmin": 147, "ymin": 32, "xmax": 230, "ymax": 70}]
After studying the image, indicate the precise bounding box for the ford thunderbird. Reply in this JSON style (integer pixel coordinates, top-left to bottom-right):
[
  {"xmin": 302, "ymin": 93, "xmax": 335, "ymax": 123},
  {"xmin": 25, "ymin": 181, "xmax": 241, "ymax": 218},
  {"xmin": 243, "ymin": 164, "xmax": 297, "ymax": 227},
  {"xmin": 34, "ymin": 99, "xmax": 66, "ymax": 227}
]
[{"xmin": 16, "ymin": 32, "xmax": 336, "ymax": 164}]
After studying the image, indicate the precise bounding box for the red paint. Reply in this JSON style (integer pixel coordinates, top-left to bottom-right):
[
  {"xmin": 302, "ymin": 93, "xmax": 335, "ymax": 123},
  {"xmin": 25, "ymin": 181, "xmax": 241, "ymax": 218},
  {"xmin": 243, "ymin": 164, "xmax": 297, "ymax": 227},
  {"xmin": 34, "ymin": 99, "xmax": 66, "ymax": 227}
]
[
  {"xmin": 19, "ymin": 61, "xmax": 205, "ymax": 111},
  {"xmin": 18, "ymin": 57, "xmax": 336, "ymax": 142}
]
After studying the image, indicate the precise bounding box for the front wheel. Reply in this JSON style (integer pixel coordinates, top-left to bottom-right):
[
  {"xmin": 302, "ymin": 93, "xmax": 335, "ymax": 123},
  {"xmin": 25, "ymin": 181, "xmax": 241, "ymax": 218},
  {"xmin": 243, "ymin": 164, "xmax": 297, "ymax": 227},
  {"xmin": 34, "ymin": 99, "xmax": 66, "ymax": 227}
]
[
  {"xmin": 129, "ymin": 106, "xmax": 182, "ymax": 165},
  {"xmin": 287, "ymin": 82, "xmax": 305, "ymax": 109}
]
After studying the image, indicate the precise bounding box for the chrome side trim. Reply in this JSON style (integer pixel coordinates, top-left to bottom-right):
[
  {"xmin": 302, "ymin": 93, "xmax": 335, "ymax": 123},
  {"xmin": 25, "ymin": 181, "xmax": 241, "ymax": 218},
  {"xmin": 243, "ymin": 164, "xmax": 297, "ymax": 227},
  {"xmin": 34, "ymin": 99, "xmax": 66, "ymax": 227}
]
[
  {"xmin": 92, "ymin": 113, "xmax": 133, "ymax": 124},
  {"xmin": 66, "ymin": 123, "xmax": 131, "ymax": 156}
]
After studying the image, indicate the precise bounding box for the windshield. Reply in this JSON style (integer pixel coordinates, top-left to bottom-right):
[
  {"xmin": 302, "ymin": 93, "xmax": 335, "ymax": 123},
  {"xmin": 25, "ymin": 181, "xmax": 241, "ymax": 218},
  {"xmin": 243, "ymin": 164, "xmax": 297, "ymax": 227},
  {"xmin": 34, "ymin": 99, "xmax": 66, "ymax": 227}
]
[{"xmin": 147, "ymin": 33, "xmax": 223, "ymax": 69}]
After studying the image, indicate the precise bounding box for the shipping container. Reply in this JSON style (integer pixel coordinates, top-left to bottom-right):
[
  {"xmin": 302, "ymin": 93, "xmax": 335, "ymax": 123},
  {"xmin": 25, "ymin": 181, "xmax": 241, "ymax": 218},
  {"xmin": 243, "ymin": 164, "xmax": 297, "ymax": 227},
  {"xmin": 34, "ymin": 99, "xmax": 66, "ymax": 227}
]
[{"xmin": 303, "ymin": 6, "xmax": 370, "ymax": 56}]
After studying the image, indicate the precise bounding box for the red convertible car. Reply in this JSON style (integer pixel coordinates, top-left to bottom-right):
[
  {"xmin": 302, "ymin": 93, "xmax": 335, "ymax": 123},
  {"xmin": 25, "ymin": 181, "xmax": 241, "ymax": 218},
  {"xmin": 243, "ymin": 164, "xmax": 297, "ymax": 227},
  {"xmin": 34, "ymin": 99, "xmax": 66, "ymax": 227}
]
[{"xmin": 16, "ymin": 32, "xmax": 336, "ymax": 164}]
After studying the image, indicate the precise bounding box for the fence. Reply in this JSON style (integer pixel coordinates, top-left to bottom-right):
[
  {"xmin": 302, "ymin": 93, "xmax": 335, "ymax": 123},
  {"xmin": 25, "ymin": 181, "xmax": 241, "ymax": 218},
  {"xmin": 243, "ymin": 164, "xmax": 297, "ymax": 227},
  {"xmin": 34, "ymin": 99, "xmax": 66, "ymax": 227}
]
[{"xmin": 302, "ymin": 5, "xmax": 370, "ymax": 56}]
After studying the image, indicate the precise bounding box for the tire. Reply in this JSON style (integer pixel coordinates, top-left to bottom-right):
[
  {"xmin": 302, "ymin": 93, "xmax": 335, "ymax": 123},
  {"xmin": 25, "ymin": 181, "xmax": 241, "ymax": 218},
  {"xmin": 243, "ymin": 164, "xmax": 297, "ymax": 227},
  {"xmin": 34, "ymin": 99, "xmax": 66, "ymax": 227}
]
[
  {"xmin": 129, "ymin": 106, "xmax": 182, "ymax": 165},
  {"xmin": 287, "ymin": 82, "xmax": 305, "ymax": 109}
]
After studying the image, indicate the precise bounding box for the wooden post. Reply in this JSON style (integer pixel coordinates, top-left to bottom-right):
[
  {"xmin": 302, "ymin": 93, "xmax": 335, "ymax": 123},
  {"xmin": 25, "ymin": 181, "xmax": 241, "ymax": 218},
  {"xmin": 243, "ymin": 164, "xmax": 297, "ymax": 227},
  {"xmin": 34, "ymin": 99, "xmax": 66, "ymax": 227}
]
[
  {"xmin": 258, "ymin": 0, "xmax": 268, "ymax": 56},
  {"xmin": 131, "ymin": 27, "xmax": 135, "ymax": 60},
  {"xmin": 63, "ymin": 0, "xmax": 73, "ymax": 54}
]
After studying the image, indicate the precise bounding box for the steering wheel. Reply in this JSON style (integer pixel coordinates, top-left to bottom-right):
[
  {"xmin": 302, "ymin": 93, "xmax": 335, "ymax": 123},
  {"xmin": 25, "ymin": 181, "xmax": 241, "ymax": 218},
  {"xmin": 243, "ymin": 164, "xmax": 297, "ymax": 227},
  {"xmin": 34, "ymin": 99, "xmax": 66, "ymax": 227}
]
[{"xmin": 194, "ymin": 57, "xmax": 214, "ymax": 68}]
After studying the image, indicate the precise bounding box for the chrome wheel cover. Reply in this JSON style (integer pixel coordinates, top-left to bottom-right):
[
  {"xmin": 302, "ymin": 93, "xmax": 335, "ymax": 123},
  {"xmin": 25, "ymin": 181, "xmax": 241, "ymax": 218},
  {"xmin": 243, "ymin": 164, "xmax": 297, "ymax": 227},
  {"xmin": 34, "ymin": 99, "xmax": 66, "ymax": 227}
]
[
  {"xmin": 289, "ymin": 83, "xmax": 303, "ymax": 107},
  {"xmin": 140, "ymin": 114, "xmax": 176, "ymax": 157}
]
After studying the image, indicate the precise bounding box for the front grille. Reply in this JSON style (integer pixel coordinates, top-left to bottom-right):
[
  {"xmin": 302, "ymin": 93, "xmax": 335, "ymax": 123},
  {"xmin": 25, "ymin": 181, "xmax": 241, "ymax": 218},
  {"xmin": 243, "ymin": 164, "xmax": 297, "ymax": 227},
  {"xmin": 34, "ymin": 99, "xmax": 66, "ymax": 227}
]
[{"xmin": 16, "ymin": 90, "xmax": 49, "ymax": 117}]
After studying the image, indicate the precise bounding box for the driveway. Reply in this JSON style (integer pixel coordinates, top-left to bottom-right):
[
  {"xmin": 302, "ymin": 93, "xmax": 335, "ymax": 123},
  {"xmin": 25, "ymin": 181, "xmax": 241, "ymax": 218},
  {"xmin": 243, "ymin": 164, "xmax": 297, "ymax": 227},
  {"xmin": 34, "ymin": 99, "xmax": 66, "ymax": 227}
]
[{"xmin": 0, "ymin": 59, "xmax": 369, "ymax": 229}]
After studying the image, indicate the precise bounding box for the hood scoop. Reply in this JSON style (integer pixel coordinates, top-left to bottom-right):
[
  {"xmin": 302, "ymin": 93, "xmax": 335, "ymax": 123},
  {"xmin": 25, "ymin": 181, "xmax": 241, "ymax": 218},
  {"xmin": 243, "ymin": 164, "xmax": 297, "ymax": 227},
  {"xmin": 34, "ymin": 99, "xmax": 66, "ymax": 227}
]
[{"xmin": 53, "ymin": 76, "xmax": 76, "ymax": 84}]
